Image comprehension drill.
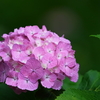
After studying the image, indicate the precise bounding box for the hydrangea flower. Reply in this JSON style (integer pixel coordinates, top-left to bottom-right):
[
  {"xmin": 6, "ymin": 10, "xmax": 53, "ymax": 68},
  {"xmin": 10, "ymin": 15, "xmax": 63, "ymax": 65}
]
[{"xmin": 0, "ymin": 25, "xmax": 79, "ymax": 94}]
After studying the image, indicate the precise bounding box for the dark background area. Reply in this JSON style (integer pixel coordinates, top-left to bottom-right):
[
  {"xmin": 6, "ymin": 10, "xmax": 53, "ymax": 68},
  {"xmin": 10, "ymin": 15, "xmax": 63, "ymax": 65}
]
[{"xmin": 0, "ymin": 0, "xmax": 100, "ymax": 74}]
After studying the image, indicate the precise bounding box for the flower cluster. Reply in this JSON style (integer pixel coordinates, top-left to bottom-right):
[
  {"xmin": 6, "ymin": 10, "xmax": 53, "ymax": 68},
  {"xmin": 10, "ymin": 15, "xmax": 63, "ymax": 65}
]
[{"xmin": 0, "ymin": 25, "xmax": 79, "ymax": 94}]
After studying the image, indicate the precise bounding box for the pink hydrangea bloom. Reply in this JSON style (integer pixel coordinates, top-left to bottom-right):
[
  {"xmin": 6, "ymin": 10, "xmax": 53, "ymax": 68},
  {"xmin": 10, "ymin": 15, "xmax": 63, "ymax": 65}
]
[
  {"xmin": 0, "ymin": 25, "xmax": 79, "ymax": 94},
  {"xmin": 41, "ymin": 69, "xmax": 57, "ymax": 88},
  {"xmin": 6, "ymin": 70, "xmax": 18, "ymax": 87},
  {"xmin": 17, "ymin": 73, "xmax": 38, "ymax": 91}
]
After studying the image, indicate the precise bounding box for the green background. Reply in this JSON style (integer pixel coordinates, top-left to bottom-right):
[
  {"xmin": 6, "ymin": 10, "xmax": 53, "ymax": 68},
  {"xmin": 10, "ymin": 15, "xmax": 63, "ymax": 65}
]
[{"xmin": 0, "ymin": 0, "xmax": 100, "ymax": 74}]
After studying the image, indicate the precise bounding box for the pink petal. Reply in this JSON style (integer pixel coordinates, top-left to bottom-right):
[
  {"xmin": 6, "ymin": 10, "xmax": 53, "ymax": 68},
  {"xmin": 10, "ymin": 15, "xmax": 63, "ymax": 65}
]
[
  {"xmin": 0, "ymin": 52, "xmax": 10, "ymax": 61},
  {"xmin": 60, "ymin": 37, "xmax": 71, "ymax": 44},
  {"xmin": 41, "ymin": 79, "xmax": 54, "ymax": 88},
  {"xmin": 25, "ymin": 57, "xmax": 41, "ymax": 69},
  {"xmin": 20, "ymin": 66, "xmax": 31, "ymax": 77},
  {"xmin": 33, "ymin": 47, "xmax": 45, "ymax": 60},
  {"xmin": 0, "ymin": 61, "xmax": 9, "ymax": 82},
  {"xmin": 29, "ymin": 72, "xmax": 40, "ymax": 83},
  {"xmin": 12, "ymin": 51, "xmax": 20, "ymax": 61},
  {"xmin": 73, "ymin": 63, "xmax": 79, "ymax": 72},
  {"xmin": 66, "ymin": 57, "xmax": 76, "ymax": 68},
  {"xmin": 57, "ymin": 73, "xmax": 65, "ymax": 80},
  {"xmin": 70, "ymin": 72, "xmax": 79, "ymax": 82},
  {"xmin": 49, "ymin": 74, "xmax": 57, "ymax": 82},
  {"xmin": 44, "ymin": 43, "xmax": 56, "ymax": 55},
  {"xmin": 18, "ymin": 73, "xmax": 38, "ymax": 91},
  {"xmin": 6, "ymin": 77, "xmax": 17, "ymax": 86},
  {"xmin": 18, "ymin": 78, "xmax": 38, "ymax": 91},
  {"xmin": 60, "ymin": 64, "xmax": 72, "ymax": 77},
  {"xmin": 42, "ymin": 54, "xmax": 57, "ymax": 69},
  {"xmin": 52, "ymin": 80, "xmax": 63, "ymax": 90},
  {"xmin": 0, "ymin": 73, "xmax": 6, "ymax": 82}
]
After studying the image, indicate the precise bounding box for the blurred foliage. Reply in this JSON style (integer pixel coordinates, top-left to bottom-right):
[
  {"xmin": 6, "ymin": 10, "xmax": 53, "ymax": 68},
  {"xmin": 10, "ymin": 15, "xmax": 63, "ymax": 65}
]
[
  {"xmin": 56, "ymin": 70, "xmax": 100, "ymax": 100},
  {"xmin": 0, "ymin": 0, "xmax": 100, "ymax": 74},
  {"xmin": 91, "ymin": 34, "xmax": 100, "ymax": 39},
  {"xmin": 56, "ymin": 89, "xmax": 100, "ymax": 100}
]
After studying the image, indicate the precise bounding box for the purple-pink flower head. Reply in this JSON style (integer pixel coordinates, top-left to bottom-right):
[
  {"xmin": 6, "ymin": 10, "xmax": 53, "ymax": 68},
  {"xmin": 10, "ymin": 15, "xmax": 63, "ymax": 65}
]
[{"xmin": 0, "ymin": 25, "xmax": 79, "ymax": 93}]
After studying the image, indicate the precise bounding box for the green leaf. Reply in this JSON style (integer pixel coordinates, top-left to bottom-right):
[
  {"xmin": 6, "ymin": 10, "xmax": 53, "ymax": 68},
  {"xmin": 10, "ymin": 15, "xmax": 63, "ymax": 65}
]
[
  {"xmin": 55, "ymin": 89, "xmax": 100, "ymax": 100},
  {"xmin": 90, "ymin": 34, "xmax": 100, "ymax": 39},
  {"xmin": 59, "ymin": 70, "xmax": 100, "ymax": 100},
  {"xmin": 78, "ymin": 70, "xmax": 100, "ymax": 92},
  {"xmin": 63, "ymin": 74, "xmax": 82, "ymax": 90}
]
